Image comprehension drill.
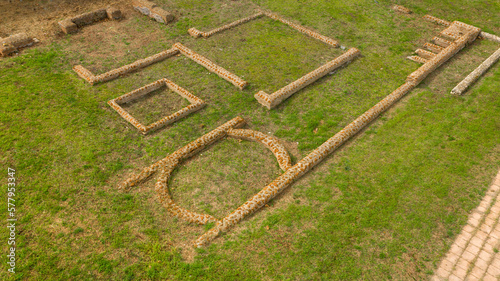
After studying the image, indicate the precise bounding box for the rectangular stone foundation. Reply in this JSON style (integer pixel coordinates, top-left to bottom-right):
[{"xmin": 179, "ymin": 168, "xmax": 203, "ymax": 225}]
[{"xmin": 108, "ymin": 78, "xmax": 205, "ymax": 134}]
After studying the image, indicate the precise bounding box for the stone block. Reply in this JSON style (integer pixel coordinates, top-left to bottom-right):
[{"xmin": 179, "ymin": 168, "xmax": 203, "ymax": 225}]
[
  {"xmin": 106, "ymin": 7, "xmax": 122, "ymax": 20},
  {"xmin": 72, "ymin": 9, "xmax": 107, "ymax": 27},
  {"xmin": 59, "ymin": 19, "xmax": 78, "ymax": 34},
  {"xmin": 151, "ymin": 7, "xmax": 174, "ymax": 24},
  {"xmin": 0, "ymin": 43, "xmax": 16, "ymax": 57},
  {"xmin": 132, "ymin": 0, "xmax": 157, "ymax": 10}
]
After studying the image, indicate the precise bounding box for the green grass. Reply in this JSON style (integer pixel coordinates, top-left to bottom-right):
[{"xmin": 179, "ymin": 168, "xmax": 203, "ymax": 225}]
[{"xmin": 1, "ymin": 0, "xmax": 499, "ymax": 280}]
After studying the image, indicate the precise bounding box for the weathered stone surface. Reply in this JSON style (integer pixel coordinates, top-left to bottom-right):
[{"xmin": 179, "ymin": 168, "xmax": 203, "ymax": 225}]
[
  {"xmin": 151, "ymin": 7, "xmax": 174, "ymax": 23},
  {"xmin": 2, "ymin": 33, "xmax": 33, "ymax": 48},
  {"xmin": 451, "ymin": 47, "xmax": 500, "ymax": 95},
  {"xmin": 59, "ymin": 19, "xmax": 78, "ymax": 34},
  {"xmin": 106, "ymin": 7, "xmax": 122, "ymax": 20},
  {"xmin": 71, "ymin": 9, "xmax": 107, "ymax": 27},
  {"xmin": 0, "ymin": 43, "xmax": 16, "ymax": 57},
  {"xmin": 132, "ymin": 0, "xmax": 157, "ymax": 11},
  {"xmin": 108, "ymin": 78, "xmax": 206, "ymax": 134},
  {"xmin": 0, "ymin": 33, "xmax": 35, "ymax": 56}
]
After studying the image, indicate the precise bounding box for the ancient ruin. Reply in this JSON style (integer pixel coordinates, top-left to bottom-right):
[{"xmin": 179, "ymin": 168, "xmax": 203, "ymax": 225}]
[
  {"xmin": 417, "ymin": 14, "xmax": 500, "ymax": 95},
  {"xmin": 189, "ymin": 10, "xmax": 359, "ymax": 108},
  {"xmin": 120, "ymin": 117, "xmax": 293, "ymax": 223},
  {"xmin": 254, "ymin": 48, "xmax": 361, "ymax": 109},
  {"xmin": 108, "ymin": 78, "xmax": 205, "ymax": 134},
  {"xmin": 392, "ymin": 5, "xmax": 412, "ymax": 14},
  {"xmin": 188, "ymin": 11, "xmax": 339, "ymax": 47},
  {"xmin": 113, "ymin": 7, "xmax": 498, "ymax": 248},
  {"xmin": 0, "ymin": 33, "xmax": 36, "ymax": 57},
  {"xmin": 59, "ymin": 6, "xmax": 122, "ymax": 34},
  {"xmin": 74, "ymin": 43, "xmax": 247, "ymax": 89},
  {"xmin": 132, "ymin": 0, "xmax": 174, "ymax": 24}
]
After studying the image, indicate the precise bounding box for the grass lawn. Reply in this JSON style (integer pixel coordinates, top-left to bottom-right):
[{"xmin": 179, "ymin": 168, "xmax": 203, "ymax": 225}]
[{"xmin": 1, "ymin": 0, "xmax": 499, "ymax": 280}]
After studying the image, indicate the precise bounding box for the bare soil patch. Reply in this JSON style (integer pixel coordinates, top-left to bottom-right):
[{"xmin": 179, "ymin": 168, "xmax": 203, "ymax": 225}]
[{"xmin": 0, "ymin": 0, "xmax": 127, "ymax": 42}]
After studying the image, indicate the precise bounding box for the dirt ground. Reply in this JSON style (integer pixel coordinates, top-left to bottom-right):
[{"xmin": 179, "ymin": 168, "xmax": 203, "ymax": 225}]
[{"xmin": 0, "ymin": 0, "xmax": 128, "ymax": 42}]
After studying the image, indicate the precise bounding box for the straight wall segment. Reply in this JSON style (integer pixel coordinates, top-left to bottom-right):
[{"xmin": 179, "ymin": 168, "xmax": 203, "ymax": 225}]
[{"xmin": 451, "ymin": 47, "xmax": 500, "ymax": 95}]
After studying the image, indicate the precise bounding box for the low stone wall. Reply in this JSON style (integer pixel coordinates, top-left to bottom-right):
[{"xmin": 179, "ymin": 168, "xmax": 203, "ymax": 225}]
[
  {"xmin": 480, "ymin": 32, "xmax": 500, "ymax": 43},
  {"xmin": 188, "ymin": 10, "xmax": 339, "ymax": 47},
  {"xmin": 263, "ymin": 11, "xmax": 339, "ymax": 47},
  {"xmin": 192, "ymin": 22, "xmax": 482, "ymax": 248},
  {"xmin": 416, "ymin": 48, "xmax": 436, "ymax": 60},
  {"xmin": 74, "ymin": 43, "xmax": 246, "ymax": 89},
  {"xmin": 120, "ymin": 26, "xmax": 473, "ymax": 245},
  {"xmin": 423, "ymin": 42, "xmax": 444, "ymax": 53},
  {"xmin": 407, "ymin": 55, "xmax": 427, "ymax": 64},
  {"xmin": 254, "ymin": 47, "xmax": 361, "ymax": 109},
  {"xmin": 412, "ymin": 15, "xmax": 499, "ymax": 95},
  {"xmin": 227, "ymin": 128, "xmax": 292, "ymax": 171},
  {"xmin": 392, "ymin": 5, "xmax": 412, "ymax": 14},
  {"xmin": 407, "ymin": 22, "xmax": 481, "ymax": 84},
  {"xmin": 120, "ymin": 116, "xmax": 294, "ymax": 225},
  {"xmin": 422, "ymin": 15, "xmax": 500, "ymax": 44},
  {"xmin": 108, "ymin": 78, "xmax": 206, "ymax": 134},
  {"xmin": 407, "ymin": 35, "xmax": 470, "ymax": 85},
  {"xmin": 451, "ymin": 47, "xmax": 500, "ymax": 95},
  {"xmin": 188, "ymin": 12, "xmax": 264, "ymax": 38},
  {"xmin": 115, "ymin": 11, "xmax": 485, "ymax": 249},
  {"xmin": 193, "ymin": 81, "xmax": 420, "ymax": 248},
  {"xmin": 0, "ymin": 33, "xmax": 35, "ymax": 57},
  {"xmin": 423, "ymin": 15, "xmax": 451, "ymax": 26},
  {"xmin": 432, "ymin": 36, "xmax": 453, "ymax": 48},
  {"xmin": 73, "ymin": 47, "xmax": 179, "ymax": 85},
  {"xmin": 132, "ymin": 0, "xmax": 174, "ymax": 24},
  {"xmin": 59, "ymin": 6, "xmax": 122, "ymax": 34},
  {"xmin": 120, "ymin": 117, "xmax": 246, "ymax": 191},
  {"xmin": 173, "ymin": 43, "xmax": 248, "ymax": 90}
]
